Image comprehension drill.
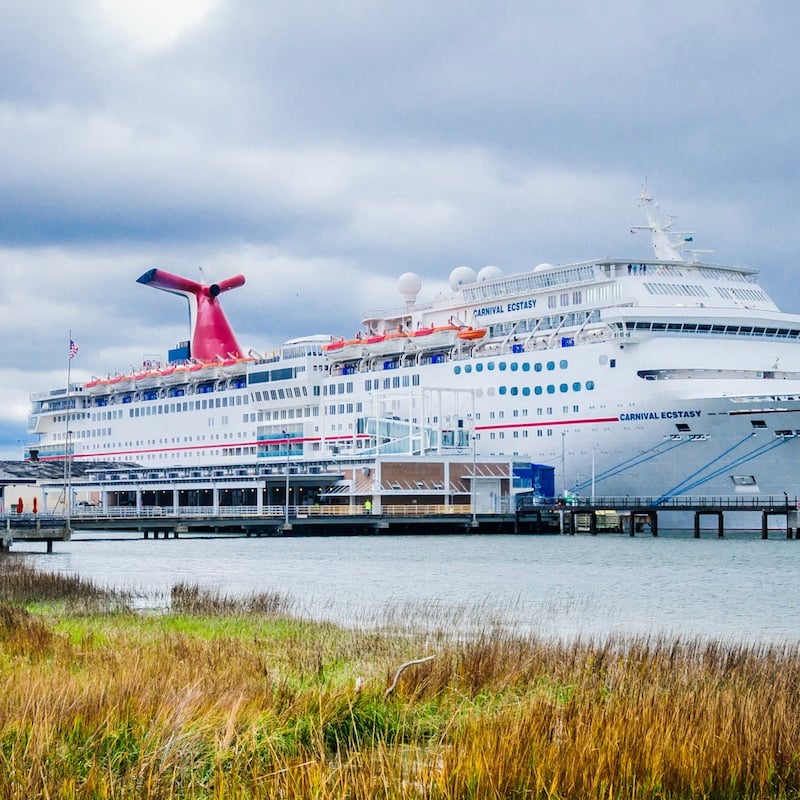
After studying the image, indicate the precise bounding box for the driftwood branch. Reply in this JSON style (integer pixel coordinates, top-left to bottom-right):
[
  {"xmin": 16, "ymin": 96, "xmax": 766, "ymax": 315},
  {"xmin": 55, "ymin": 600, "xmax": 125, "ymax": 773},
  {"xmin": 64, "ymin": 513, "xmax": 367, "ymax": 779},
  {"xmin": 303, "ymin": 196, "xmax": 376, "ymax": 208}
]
[{"xmin": 384, "ymin": 655, "xmax": 435, "ymax": 699}]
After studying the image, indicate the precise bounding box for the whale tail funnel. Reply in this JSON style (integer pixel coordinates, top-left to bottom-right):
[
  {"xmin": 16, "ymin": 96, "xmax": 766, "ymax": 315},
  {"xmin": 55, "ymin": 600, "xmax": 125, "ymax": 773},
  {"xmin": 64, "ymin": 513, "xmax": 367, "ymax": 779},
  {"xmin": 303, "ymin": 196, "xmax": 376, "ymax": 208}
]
[{"xmin": 137, "ymin": 269, "xmax": 246, "ymax": 361}]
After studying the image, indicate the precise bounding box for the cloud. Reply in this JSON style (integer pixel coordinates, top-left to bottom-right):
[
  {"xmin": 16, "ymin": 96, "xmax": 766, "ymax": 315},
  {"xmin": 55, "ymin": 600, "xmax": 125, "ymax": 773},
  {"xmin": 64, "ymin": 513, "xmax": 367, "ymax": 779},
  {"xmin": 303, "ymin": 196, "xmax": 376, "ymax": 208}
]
[{"xmin": 2, "ymin": 0, "xmax": 800, "ymax": 458}]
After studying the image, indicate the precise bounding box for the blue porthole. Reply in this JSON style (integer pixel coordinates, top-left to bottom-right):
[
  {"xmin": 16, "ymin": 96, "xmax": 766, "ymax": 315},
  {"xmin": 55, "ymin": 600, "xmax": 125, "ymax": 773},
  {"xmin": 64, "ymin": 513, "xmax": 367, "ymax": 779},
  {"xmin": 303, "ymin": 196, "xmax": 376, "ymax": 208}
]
[
  {"xmin": 546, "ymin": 361, "xmax": 555, "ymax": 371},
  {"xmin": 534, "ymin": 386, "xmax": 543, "ymax": 395},
  {"xmin": 476, "ymin": 363, "xmax": 483, "ymax": 372},
  {"xmin": 586, "ymin": 380, "xmax": 595, "ymax": 390},
  {"xmin": 499, "ymin": 386, "xmax": 507, "ymax": 395},
  {"xmin": 487, "ymin": 362, "xmax": 495, "ymax": 371},
  {"xmin": 454, "ymin": 366, "xmax": 461, "ymax": 374},
  {"xmin": 510, "ymin": 386, "xmax": 519, "ymax": 396},
  {"xmin": 572, "ymin": 382, "xmax": 581, "ymax": 392},
  {"xmin": 559, "ymin": 383, "xmax": 568, "ymax": 393},
  {"xmin": 465, "ymin": 364, "xmax": 472, "ymax": 373},
  {"xmin": 499, "ymin": 362, "xmax": 507, "ymax": 371},
  {"xmin": 559, "ymin": 359, "xmax": 568, "ymax": 369},
  {"xmin": 511, "ymin": 362, "xmax": 519, "ymax": 372},
  {"xmin": 522, "ymin": 387, "xmax": 531, "ymax": 396},
  {"xmin": 547, "ymin": 385, "xmax": 555, "ymax": 394},
  {"xmin": 522, "ymin": 362, "xmax": 531, "ymax": 372},
  {"xmin": 534, "ymin": 362, "xmax": 543, "ymax": 372}
]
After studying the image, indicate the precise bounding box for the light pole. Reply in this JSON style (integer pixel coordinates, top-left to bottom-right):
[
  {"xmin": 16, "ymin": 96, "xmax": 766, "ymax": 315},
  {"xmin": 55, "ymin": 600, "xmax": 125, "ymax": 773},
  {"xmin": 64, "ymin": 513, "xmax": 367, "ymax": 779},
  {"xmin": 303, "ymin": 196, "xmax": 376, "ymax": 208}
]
[
  {"xmin": 561, "ymin": 430, "xmax": 566, "ymax": 498},
  {"xmin": 471, "ymin": 432, "xmax": 478, "ymax": 526},
  {"xmin": 283, "ymin": 430, "xmax": 291, "ymax": 527}
]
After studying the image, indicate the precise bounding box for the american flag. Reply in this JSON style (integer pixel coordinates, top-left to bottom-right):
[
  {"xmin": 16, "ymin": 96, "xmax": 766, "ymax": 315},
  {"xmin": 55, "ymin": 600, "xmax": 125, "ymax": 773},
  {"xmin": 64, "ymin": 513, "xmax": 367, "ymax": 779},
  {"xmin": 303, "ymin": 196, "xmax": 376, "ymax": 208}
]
[{"xmin": 69, "ymin": 339, "xmax": 79, "ymax": 359}]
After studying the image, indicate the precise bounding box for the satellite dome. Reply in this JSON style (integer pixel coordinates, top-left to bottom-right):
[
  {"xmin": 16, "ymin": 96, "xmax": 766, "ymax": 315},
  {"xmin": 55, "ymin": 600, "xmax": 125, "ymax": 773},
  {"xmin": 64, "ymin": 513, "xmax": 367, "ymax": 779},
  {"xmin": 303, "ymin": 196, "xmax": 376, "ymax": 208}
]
[
  {"xmin": 477, "ymin": 265, "xmax": 503, "ymax": 282},
  {"xmin": 397, "ymin": 272, "xmax": 422, "ymax": 304},
  {"xmin": 449, "ymin": 266, "xmax": 477, "ymax": 291},
  {"xmin": 534, "ymin": 262, "xmax": 554, "ymax": 272}
]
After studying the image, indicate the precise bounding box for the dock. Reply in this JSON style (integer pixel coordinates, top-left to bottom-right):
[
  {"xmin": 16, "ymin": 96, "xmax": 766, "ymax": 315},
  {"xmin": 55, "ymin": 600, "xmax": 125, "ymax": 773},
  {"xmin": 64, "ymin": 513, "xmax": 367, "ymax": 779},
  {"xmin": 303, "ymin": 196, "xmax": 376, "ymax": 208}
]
[
  {"xmin": 516, "ymin": 495, "xmax": 800, "ymax": 538},
  {"xmin": 3, "ymin": 515, "xmax": 71, "ymax": 552},
  {"xmin": 2, "ymin": 495, "xmax": 800, "ymax": 549}
]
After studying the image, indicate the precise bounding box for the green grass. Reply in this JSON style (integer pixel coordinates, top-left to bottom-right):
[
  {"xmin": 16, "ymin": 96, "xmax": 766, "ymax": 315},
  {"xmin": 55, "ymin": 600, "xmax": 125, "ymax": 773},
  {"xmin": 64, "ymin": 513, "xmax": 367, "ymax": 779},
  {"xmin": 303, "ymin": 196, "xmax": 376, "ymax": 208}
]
[{"xmin": 0, "ymin": 554, "xmax": 798, "ymax": 798}]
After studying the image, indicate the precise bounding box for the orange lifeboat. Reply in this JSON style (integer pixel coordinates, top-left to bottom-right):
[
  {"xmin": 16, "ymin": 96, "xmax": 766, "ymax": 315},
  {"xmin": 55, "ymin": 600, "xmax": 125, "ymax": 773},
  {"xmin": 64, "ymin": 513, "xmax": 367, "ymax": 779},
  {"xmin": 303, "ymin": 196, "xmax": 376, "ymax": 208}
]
[{"xmin": 457, "ymin": 327, "xmax": 487, "ymax": 341}]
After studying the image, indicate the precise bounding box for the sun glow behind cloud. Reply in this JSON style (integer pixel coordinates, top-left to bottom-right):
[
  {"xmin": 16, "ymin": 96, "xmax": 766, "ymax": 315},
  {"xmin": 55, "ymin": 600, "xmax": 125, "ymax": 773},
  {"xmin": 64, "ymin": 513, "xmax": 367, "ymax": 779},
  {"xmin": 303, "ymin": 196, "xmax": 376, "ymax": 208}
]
[{"xmin": 96, "ymin": 0, "xmax": 219, "ymax": 50}]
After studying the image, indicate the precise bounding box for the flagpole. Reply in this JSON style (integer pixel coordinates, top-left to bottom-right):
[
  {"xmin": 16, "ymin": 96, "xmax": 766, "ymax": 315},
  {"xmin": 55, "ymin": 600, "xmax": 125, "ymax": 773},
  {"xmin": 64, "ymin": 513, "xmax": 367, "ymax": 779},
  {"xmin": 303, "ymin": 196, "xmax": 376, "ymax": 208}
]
[{"xmin": 64, "ymin": 331, "xmax": 73, "ymax": 528}]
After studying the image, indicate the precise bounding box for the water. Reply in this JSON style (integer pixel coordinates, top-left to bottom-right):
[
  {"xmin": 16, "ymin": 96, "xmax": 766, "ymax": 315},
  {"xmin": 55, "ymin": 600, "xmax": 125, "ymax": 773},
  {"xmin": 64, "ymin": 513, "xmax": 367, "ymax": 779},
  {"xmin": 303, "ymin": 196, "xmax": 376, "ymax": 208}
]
[{"xmin": 14, "ymin": 530, "xmax": 800, "ymax": 644}]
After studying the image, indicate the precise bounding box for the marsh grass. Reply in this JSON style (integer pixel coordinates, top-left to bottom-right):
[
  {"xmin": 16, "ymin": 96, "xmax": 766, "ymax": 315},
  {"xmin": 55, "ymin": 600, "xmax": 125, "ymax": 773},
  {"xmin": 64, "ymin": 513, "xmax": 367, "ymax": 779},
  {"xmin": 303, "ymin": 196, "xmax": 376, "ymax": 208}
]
[{"xmin": 0, "ymin": 556, "xmax": 798, "ymax": 798}]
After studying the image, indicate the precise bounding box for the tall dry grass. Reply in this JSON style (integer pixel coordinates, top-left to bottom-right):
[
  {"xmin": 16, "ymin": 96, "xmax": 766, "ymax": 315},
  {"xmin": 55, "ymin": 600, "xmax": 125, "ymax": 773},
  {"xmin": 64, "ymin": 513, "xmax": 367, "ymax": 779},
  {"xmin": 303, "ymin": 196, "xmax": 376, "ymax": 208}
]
[{"xmin": 0, "ymin": 557, "xmax": 797, "ymax": 798}]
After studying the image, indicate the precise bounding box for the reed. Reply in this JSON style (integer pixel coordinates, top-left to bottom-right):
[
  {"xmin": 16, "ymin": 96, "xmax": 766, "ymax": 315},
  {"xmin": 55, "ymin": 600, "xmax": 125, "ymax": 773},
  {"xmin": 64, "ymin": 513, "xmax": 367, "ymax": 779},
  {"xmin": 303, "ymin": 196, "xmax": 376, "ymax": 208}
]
[{"xmin": 0, "ymin": 562, "xmax": 797, "ymax": 798}]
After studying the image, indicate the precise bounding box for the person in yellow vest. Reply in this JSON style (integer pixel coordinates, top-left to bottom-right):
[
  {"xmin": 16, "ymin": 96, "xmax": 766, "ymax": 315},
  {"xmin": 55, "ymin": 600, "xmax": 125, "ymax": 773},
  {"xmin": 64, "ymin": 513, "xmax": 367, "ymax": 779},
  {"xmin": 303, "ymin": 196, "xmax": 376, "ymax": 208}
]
[{"xmin": 364, "ymin": 498, "xmax": 372, "ymax": 514}]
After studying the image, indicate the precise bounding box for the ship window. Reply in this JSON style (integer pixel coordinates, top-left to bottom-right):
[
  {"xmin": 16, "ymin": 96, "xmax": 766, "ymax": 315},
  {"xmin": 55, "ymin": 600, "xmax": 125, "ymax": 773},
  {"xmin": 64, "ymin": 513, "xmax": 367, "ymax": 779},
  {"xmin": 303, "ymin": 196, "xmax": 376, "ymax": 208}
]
[
  {"xmin": 522, "ymin": 362, "xmax": 530, "ymax": 372},
  {"xmin": 751, "ymin": 420, "xmax": 767, "ymax": 429},
  {"xmin": 559, "ymin": 384, "xmax": 568, "ymax": 393},
  {"xmin": 559, "ymin": 360, "xmax": 568, "ymax": 369},
  {"xmin": 573, "ymin": 382, "xmax": 581, "ymax": 392},
  {"xmin": 546, "ymin": 361, "xmax": 555, "ymax": 371},
  {"xmin": 499, "ymin": 362, "xmax": 507, "ymax": 371},
  {"xmin": 522, "ymin": 387, "xmax": 530, "ymax": 396},
  {"xmin": 609, "ymin": 359, "xmax": 616, "ymax": 368},
  {"xmin": 499, "ymin": 386, "xmax": 507, "ymax": 395},
  {"xmin": 534, "ymin": 386, "xmax": 543, "ymax": 395},
  {"xmin": 731, "ymin": 475, "xmax": 757, "ymax": 486},
  {"xmin": 534, "ymin": 362, "xmax": 543, "ymax": 372},
  {"xmin": 547, "ymin": 385, "xmax": 555, "ymax": 394},
  {"xmin": 676, "ymin": 423, "xmax": 691, "ymax": 432},
  {"xmin": 476, "ymin": 363, "xmax": 483, "ymax": 372},
  {"xmin": 465, "ymin": 364, "xmax": 472, "ymax": 373},
  {"xmin": 510, "ymin": 387, "xmax": 519, "ymax": 396},
  {"xmin": 586, "ymin": 380, "xmax": 595, "ymax": 390},
  {"xmin": 487, "ymin": 362, "xmax": 495, "ymax": 371}
]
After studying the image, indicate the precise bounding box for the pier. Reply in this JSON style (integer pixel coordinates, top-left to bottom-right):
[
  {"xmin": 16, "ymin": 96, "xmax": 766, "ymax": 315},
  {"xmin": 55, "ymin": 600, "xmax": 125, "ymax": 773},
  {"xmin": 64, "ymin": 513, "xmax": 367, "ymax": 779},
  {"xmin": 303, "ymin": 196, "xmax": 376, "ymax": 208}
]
[
  {"xmin": 2, "ymin": 515, "xmax": 71, "ymax": 553},
  {"xmin": 516, "ymin": 495, "xmax": 800, "ymax": 539},
  {"xmin": 2, "ymin": 495, "xmax": 800, "ymax": 548}
]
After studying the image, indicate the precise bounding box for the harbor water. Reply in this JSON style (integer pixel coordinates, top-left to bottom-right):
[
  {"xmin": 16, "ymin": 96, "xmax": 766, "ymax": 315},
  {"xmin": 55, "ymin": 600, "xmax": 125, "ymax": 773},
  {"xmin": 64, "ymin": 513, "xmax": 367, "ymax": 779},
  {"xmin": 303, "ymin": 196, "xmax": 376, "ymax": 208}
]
[{"xmin": 14, "ymin": 530, "xmax": 800, "ymax": 644}]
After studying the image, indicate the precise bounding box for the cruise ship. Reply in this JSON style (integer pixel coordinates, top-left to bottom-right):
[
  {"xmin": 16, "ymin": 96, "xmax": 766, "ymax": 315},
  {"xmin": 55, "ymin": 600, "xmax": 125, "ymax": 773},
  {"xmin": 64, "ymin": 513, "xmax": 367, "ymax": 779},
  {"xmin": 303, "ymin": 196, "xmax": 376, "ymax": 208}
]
[{"xmin": 26, "ymin": 191, "xmax": 800, "ymax": 501}]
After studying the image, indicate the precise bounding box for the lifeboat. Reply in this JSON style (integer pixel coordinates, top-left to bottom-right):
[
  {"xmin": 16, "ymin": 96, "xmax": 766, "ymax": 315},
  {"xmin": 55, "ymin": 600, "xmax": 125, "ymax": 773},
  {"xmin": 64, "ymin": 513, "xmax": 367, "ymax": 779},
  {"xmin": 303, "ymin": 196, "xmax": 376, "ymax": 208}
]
[
  {"xmin": 457, "ymin": 327, "xmax": 488, "ymax": 341},
  {"xmin": 409, "ymin": 324, "xmax": 460, "ymax": 351},
  {"xmin": 365, "ymin": 329, "xmax": 409, "ymax": 357},
  {"xmin": 323, "ymin": 336, "xmax": 369, "ymax": 363},
  {"xmin": 84, "ymin": 379, "xmax": 101, "ymax": 389}
]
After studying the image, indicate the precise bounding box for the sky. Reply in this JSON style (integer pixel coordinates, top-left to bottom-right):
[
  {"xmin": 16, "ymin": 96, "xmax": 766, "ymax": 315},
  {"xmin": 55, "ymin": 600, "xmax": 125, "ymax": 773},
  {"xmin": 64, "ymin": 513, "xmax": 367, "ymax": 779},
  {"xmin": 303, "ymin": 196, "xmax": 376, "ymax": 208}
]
[{"xmin": 2, "ymin": 0, "xmax": 800, "ymax": 458}]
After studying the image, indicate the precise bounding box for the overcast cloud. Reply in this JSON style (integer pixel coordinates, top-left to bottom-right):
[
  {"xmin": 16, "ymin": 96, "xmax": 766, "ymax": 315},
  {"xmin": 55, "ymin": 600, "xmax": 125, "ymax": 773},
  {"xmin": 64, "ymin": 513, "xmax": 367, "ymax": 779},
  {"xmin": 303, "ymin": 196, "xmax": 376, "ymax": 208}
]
[{"xmin": 1, "ymin": 0, "xmax": 799, "ymax": 458}]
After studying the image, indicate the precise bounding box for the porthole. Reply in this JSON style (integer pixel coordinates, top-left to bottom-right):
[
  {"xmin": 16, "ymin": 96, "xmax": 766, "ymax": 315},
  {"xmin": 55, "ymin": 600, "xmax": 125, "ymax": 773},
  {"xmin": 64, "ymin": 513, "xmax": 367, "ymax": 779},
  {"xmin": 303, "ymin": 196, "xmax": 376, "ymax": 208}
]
[
  {"xmin": 559, "ymin": 383, "xmax": 568, "ymax": 393},
  {"xmin": 572, "ymin": 382, "xmax": 581, "ymax": 392},
  {"xmin": 546, "ymin": 361, "xmax": 555, "ymax": 371},
  {"xmin": 522, "ymin": 387, "xmax": 531, "ymax": 396},
  {"xmin": 454, "ymin": 366, "xmax": 461, "ymax": 375},
  {"xmin": 534, "ymin": 386, "xmax": 543, "ymax": 395},
  {"xmin": 522, "ymin": 362, "xmax": 531, "ymax": 372},
  {"xmin": 586, "ymin": 380, "xmax": 595, "ymax": 390},
  {"xmin": 559, "ymin": 359, "xmax": 568, "ymax": 369},
  {"xmin": 547, "ymin": 385, "xmax": 555, "ymax": 394}
]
